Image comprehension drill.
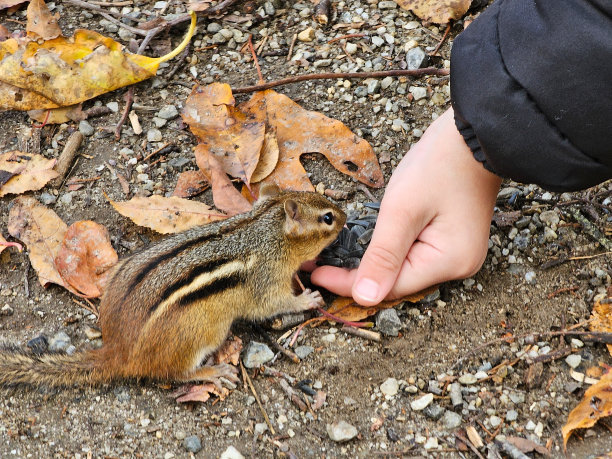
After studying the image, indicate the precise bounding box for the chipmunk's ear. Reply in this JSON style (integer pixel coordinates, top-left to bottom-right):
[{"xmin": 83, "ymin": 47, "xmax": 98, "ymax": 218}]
[
  {"xmin": 258, "ymin": 183, "xmax": 281, "ymax": 201},
  {"xmin": 283, "ymin": 199, "xmax": 303, "ymax": 235}
]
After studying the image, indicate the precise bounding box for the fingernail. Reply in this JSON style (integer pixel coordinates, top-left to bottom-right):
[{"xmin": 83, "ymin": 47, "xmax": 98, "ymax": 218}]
[{"xmin": 354, "ymin": 278, "xmax": 380, "ymax": 303}]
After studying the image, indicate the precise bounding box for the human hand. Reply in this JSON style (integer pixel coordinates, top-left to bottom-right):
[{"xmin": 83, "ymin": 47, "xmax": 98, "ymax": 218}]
[{"xmin": 311, "ymin": 108, "xmax": 502, "ymax": 305}]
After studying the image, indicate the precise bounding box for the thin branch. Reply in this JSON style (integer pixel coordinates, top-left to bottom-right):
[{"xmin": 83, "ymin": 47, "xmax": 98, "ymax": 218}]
[
  {"xmin": 430, "ymin": 23, "xmax": 452, "ymax": 56},
  {"xmin": 232, "ymin": 67, "xmax": 449, "ymax": 94}
]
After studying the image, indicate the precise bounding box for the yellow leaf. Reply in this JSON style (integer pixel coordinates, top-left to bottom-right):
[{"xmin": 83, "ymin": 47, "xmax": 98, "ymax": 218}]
[
  {"xmin": 591, "ymin": 299, "xmax": 612, "ymax": 357},
  {"xmin": 0, "ymin": 11, "xmax": 196, "ymax": 110},
  {"xmin": 109, "ymin": 195, "xmax": 227, "ymax": 234}
]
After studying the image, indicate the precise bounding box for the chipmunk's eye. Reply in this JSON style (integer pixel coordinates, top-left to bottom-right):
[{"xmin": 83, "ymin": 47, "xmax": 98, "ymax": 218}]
[{"xmin": 321, "ymin": 212, "xmax": 334, "ymax": 225}]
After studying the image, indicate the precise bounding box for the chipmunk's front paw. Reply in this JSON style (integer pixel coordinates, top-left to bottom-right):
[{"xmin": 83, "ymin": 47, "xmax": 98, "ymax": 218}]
[
  {"xmin": 299, "ymin": 289, "xmax": 325, "ymax": 310},
  {"xmin": 212, "ymin": 363, "xmax": 240, "ymax": 389}
]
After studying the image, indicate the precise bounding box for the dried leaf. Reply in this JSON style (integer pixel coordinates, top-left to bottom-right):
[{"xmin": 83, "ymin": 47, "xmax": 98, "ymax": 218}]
[
  {"xmin": 591, "ymin": 298, "xmax": 612, "ymax": 357},
  {"xmin": 312, "ymin": 390, "xmax": 326, "ymax": 410},
  {"xmin": 395, "ymin": 0, "xmax": 471, "ymax": 24},
  {"xmin": 0, "ymin": 151, "xmax": 58, "ymax": 196},
  {"xmin": 28, "ymin": 103, "xmax": 86, "ymax": 124},
  {"xmin": 0, "ymin": 24, "xmax": 10, "ymax": 41},
  {"xmin": 54, "ymin": 221, "xmax": 118, "ymax": 297},
  {"xmin": 0, "ymin": 0, "xmax": 27, "ymax": 11},
  {"xmin": 0, "ymin": 12, "xmax": 196, "ymax": 110},
  {"xmin": 172, "ymin": 170, "xmax": 209, "ymax": 198},
  {"xmin": 7, "ymin": 196, "xmax": 72, "ymax": 290},
  {"xmin": 26, "ymin": 0, "xmax": 61, "ymax": 40},
  {"xmin": 250, "ymin": 128, "xmax": 279, "ymax": 183},
  {"xmin": 506, "ymin": 436, "xmax": 550, "ymax": 456},
  {"xmin": 563, "ymin": 370, "xmax": 612, "ymax": 448},
  {"xmin": 187, "ymin": 0, "xmax": 214, "ymax": 12},
  {"xmin": 492, "ymin": 210, "xmax": 522, "ymax": 228},
  {"xmin": 212, "ymin": 335, "xmax": 242, "ymax": 366},
  {"xmin": 182, "ymin": 83, "xmax": 265, "ymax": 186},
  {"xmin": 465, "ymin": 426, "xmax": 483, "ymax": 448},
  {"xmin": 109, "ymin": 195, "xmax": 227, "ymax": 234},
  {"xmin": 194, "ymin": 145, "xmax": 252, "ymax": 216},
  {"xmin": 174, "ymin": 383, "xmax": 229, "ymax": 403},
  {"xmin": 240, "ymin": 90, "xmax": 383, "ymax": 191},
  {"xmin": 327, "ymin": 286, "xmax": 437, "ymax": 322}
]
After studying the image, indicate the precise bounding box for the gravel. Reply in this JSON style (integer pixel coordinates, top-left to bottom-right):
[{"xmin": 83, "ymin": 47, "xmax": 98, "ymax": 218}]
[{"xmin": 242, "ymin": 342, "xmax": 274, "ymax": 368}]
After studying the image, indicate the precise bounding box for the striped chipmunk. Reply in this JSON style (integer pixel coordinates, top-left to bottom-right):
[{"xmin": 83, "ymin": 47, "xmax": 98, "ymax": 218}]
[{"xmin": 0, "ymin": 184, "xmax": 346, "ymax": 389}]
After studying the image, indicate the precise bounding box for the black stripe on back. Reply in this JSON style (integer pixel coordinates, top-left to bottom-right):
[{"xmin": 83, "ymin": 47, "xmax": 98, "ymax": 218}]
[
  {"xmin": 176, "ymin": 274, "xmax": 244, "ymax": 307},
  {"xmin": 123, "ymin": 198, "xmax": 279, "ymax": 296},
  {"xmin": 151, "ymin": 257, "xmax": 233, "ymax": 313}
]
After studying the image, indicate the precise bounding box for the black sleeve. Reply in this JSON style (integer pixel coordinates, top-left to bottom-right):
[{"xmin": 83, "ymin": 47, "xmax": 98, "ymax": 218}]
[{"xmin": 450, "ymin": 0, "xmax": 612, "ymax": 192}]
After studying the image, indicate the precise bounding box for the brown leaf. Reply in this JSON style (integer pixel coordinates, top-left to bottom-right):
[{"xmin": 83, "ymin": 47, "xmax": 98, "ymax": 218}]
[
  {"xmin": 194, "ymin": 146, "xmax": 252, "ymax": 216},
  {"xmin": 7, "ymin": 196, "xmax": 72, "ymax": 290},
  {"xmin": 26, "ymin": 0, "xmax": 61, "ymax": 40},
  {"xmin": 563, "ymin": 370, "xmax": 612, "ymax": 449},
  {"xmin": 327, "ymin": 286, "xmax": 438, "ymax": 322},
  {"xmin": 28, "ymin": 103, "xmax": 86, "ymax": 124},
  {"xmin": 395, "ymin": 0, "xmax": 471, "ymax": 24},
  {"xmin": 0, "ymin": 0, "xmax": 27, "ymax": 11},
  {"xmin": 506, "ymin": 436, "xmax": 550, "ymax": 456},
  {"xmin": 109, "ymin": 195, "xmax": 227, "ymax": 234},
  {"xmin": 0, "ymin": 151, "xmax": 58, "ymax": 196},
  {"xmin": 312, "ymin": 390, "xmax": 326, "ymax": 410},
  {"xmin": 183, "ymin": 83, "xmax": 265, "ymax": 186},
  {"xmin": 591, "ymin": 298, "xmax": 612, "ymax": 357},
  {"xmin": 174, "ymin": 383, "xmax": 229, "ymax": 403},
  {"xmin": 492, "ymin": 210, "xmax": 522, "ymax": 228},
  {"xmin": 212, "ymin": 335, "xmax": 242, "ymax": 366},
  {"xmin": 187, "ymin": 0, "xmax": 214, "ymax": 12},
  {"xmin": 54, "ymin": 221, "xmax": 118, "ymax": 298},
  {"xmin": 172, "ymin": 170, "xmax": 209, "ymax": 198},
  {"xmin": 0, "ymin": 24, "xmax": 10, "ymax": 41},
  {"xmin": 240, "ymin": 90, "xmax": 383, "ymax": 191},
  {"xmin": 250, "ymin": 128, "xmax": 279, "ymax": 183}
]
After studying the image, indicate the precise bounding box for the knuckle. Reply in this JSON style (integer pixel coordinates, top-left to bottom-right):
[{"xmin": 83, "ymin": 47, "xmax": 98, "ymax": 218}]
[{"xmin": 363, "ymin": 244, "xmax": 404, "ymax": 275}]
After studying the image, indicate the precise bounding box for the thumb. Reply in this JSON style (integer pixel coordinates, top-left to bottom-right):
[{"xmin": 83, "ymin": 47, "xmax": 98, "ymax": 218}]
[{"xmin": 352, "ymin": 197, "xmax": 429, "ymax": 306}]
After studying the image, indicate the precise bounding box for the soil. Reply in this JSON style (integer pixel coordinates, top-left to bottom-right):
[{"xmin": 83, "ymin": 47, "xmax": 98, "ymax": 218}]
[{"xmin": 0, "ymin": 1, "xmax": 611, "ymax": 458}]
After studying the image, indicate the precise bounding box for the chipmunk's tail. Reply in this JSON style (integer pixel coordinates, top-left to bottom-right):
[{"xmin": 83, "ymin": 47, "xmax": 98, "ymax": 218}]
[{"xmin": 0, "ymin": 344, "xmax": 111, "ymax": 388}]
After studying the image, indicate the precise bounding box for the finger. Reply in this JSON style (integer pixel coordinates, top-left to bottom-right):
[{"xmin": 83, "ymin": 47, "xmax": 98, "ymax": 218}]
[
  {"xmin": 310, "ymin": 265, "xmax": 356, "ymax": 298},
  {"xmin": 351, "ymin": 187, "xmax": 432, "ymax": 305}
]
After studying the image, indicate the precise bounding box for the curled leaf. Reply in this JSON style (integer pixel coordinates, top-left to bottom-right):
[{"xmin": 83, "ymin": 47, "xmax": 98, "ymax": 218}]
[
  {"xmin": 109, "ymin": 194, "xmax": 227, "ymax": 234},
  {"xmin": 0, "ymin": 151, "xmax": 58, "ymax": 196}
]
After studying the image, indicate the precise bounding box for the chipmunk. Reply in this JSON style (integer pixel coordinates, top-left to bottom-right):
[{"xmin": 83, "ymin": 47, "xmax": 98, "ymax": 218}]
[{"xmin": 0, "ymin": 184, "xmax": 346, "ymax": 388}]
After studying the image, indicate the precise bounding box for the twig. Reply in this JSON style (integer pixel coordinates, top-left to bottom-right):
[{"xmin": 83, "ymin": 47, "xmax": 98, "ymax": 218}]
[
  {"xmin": 289, "ymin": 317, "xmax": 325, "ymax": 347},
  {"xmin": 262, "ymin": 366, "xmax": 296, "ymax": 384},
  {"xmin": 247, "ymin": 35, "xmax": 264, "ymax": 83},
  {"xmin": 313, "ymin": 0, "xmax": 331, "ymax": 25},
  {"xmin": 90, "ymin": 0, "xmax": 133, "ymax": 5},
  {"xmin": 50, "ymin": 131, "xmax": 84, "ymax": 188},
  {"xmin": 142, "ymin": 142, "xmax": 172, "ymax": 162},
  {"xmin": 341, "ymin": 325, "xmax": 381, "ymax": 342},
  {"xmin": 198, "ymin": 0, "xmax": 240, "ymax": 15},
  {"xmin": 252, "ymin": 324, "xmax": 300, "ymax": 364},
  {"xmin": 23, "ymin": 260, "xmax": 30, "ymax": 298},
  {"xmin": 568, "ymin": 251, "xmax": 612, "ymax": 261},
  {"xmin": 547, "ymin": 286, "xmax": 578, "ymax": 299},
  {"xmin": 278, "ymin": 378, "xmax": 307, "ymax": 411},
  {"xmin": 357, "ymin": 183, "xmax": 378, "ymax": 202},
  {"xmin": 430, "ymin": 23, "xmax": 451, "ymax": 56},
  {"xmin": 529, "ymin": 347, "xmax": 573, "ymax": 364},
  {"xmin": 286, "ymin": 33, "xmax": 297, "ymax": 62},
  {"xmin": 115, "ymin": 87, "xmax": 134, "ymax": 139},
  {"xmin": 240, "ymin": 362, "xmax": 275, "ymax": 435},
  {"xmin": 232, "ymin": 67, "xmax": 449, "ymax": 94}
]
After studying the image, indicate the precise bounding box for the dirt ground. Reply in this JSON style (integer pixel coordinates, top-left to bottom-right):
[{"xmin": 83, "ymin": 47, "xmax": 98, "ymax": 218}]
[{"xmin": 1, "ymin": 1, "xmax": 611, "ymax": 458}]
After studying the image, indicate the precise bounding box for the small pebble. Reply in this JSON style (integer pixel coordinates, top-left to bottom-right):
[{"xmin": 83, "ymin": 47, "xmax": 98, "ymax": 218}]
[
  {"xmin": 157, "ymin": 105, "xmax": 179, "ymax": 120},
  {"xmin": 424, "ymin": 437, "xmax": 438, "ymax": 450},
  {"xmin": 442, "ymin": 411, "xmax": 462, "ymax": 430},
  {"xmin": 242, "ymin": 342, "xmax": 274, "ymax": 368},
  {"xmin": 423, "ymin": 404, "xmax": 445, "ymax": 421},
  {"xmin": 380, "ymin": 378, "xmax": 399, "ymax": 397},
  {"xmin": 294, "ymin": 345, "xmax": 314, "ymax": 360},
  {"xmin": 327, "ymin": 420, "xmax": 358, "ymax": 442},
  {"xmin": 106, "ymin": 101, "xmax": 119, "ymax": 113},
  {"xmin": 490, "ymin": 415, "xmax": 502, "ymax": 428},
  {"xmin": 183, "ymin": 436, "xmax": 202, "ymax": 454},
  {"xmin": 376, "ymin": 308, "xmax": 401, "ymax": 336},
  {"xmin": 565, "ymin": 354, "xmax": 582, "ymax": 369},
  {"xmin": 39, "ymin": 192, "xmax": 57, "ymax": 205},
  {"xmin": 406, "ymin": 47, "xmax": 426, "ymax": 70},
  {"xmin": 220, "ymin": 446, "xmax": 244, "ymax": 459},
  {"xmin": 78, "ymin": 120, "xmax": 94, "ymax": 137},
  {"xmin": 1, "ymin": 304, "xmax": 14, "ymax": 316},
  {"xmin": 49, "ymin": 331, "xmax": 71, "ymax": 352},
  {"xmin": 506, "ymin": 410, "xmax": 518, "ymax": 422},
  {"xmin": 449, "ymin": 383, "xmax": 463, "ymax": 407},
  {"xmin": 525, "ymin": 420, "xmax": 536, "ymax": 431},
  {"xmin": 147, "ymin": 129, "xmax": 163, "ymax": 142},
  {"xmin": 410, "ymin": 393, "xmax": 434, "ymax": 411},
  {"xmin": 409, "ymin": 86, "xmax": 427, "ymax": 100},
  {"xmin": 458, "ymin": 374, "xmax": 477, "ymax": 385},
  {"xmin": 297, "ymin": 27, "xmax": 315, "ymax": 42}
]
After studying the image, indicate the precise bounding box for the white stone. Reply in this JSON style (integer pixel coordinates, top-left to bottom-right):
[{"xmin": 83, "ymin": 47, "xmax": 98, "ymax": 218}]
[
  {"xmin": 410, "ymin": 393, "xmax": 434, "ymax": 411},
  {"xmin": 220, "ymin": 446, "xmax": 245, "ymax": 459},
  {"xmin": 380, "ymin": 378, "xmax": 399, "ymax": 397},
  {"xmin": 565, "ymin": 354, "xmax": 582, "ymax": 369}
]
